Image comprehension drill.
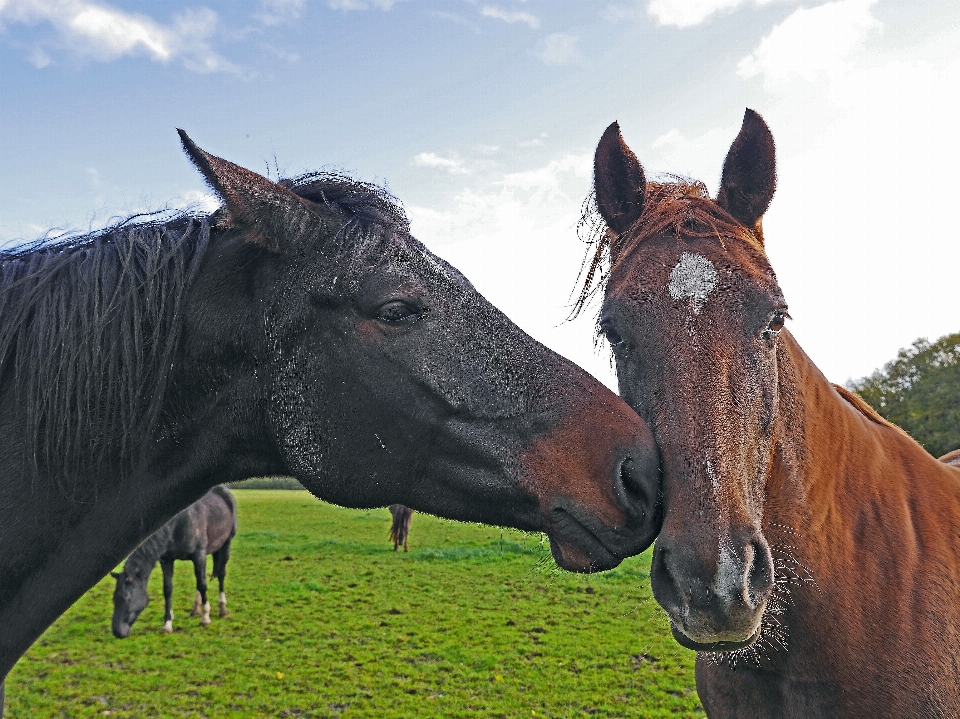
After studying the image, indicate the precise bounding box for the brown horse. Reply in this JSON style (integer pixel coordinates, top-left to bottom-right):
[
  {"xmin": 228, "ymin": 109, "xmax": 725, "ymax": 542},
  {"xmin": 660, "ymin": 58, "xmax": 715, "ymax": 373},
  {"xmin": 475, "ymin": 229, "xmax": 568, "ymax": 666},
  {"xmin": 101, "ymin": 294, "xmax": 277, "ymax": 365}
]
[
  {"xmin": 388, "ymin": 505, "xmax": 414, "ymax": 552},
  {"xmin": 585, "ymin": 109, "xmax": 960, "ymax": 717}
]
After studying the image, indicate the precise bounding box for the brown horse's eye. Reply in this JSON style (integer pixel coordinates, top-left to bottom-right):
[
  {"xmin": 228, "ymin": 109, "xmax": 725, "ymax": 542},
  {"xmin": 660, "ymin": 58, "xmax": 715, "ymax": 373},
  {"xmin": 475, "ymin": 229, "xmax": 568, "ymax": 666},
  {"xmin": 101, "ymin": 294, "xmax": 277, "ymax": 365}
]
[
  {"xmin": 766, "ymin": 312, "xmax": 786, "ymax": 335},
  {"xmin": 601, "ymin": 322, "xmax": 624, "ymax": 348}
]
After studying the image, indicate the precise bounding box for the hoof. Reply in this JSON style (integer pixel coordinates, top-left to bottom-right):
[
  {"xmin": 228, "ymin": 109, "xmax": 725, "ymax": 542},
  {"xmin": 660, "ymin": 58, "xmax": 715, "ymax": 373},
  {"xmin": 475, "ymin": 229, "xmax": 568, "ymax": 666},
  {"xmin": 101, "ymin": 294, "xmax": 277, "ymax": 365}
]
[
  {"xmin": 163, "ymin": 621, "xmax": 173, "ymax": 634},
  {"xmin": 219, "ymin": 608, "xmax": 229, "ymax": 618}
]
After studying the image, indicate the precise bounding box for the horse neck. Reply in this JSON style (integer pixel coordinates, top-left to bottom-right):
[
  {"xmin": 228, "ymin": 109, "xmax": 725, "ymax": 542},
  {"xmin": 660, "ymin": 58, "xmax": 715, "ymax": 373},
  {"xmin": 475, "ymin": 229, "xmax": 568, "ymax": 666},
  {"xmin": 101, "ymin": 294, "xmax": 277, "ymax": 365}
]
[
  {"xmin": 124, "ymin": 521, "xmax": 174, "ymax": 578},
  {"xmin": 766, "ymin": 331, "xmax": 955, "ymax": 552}
]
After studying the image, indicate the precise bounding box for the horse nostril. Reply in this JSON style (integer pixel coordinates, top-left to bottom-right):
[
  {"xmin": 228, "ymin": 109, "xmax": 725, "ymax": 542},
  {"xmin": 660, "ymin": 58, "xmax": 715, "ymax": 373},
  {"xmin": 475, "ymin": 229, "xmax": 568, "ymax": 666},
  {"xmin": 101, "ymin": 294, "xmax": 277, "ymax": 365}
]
[
  {"xmin": 746, "ymin": 537, "xmax": 775, "ymax": 607},
  {"xmin": 613, "ymin": 451, "xmax": 655, "ymax": 519},
  {"xmin": 650, "ymin": 543, "xmax": 684, "ymax": 616}
]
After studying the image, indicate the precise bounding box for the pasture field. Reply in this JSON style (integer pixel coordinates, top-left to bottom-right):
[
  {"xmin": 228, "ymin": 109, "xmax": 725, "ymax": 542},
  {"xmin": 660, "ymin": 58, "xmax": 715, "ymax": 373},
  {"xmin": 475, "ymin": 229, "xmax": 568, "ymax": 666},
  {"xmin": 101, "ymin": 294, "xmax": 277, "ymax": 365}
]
[{"xmin": 6, "ymin": 491, "xmax": 703, "ymax": 718}]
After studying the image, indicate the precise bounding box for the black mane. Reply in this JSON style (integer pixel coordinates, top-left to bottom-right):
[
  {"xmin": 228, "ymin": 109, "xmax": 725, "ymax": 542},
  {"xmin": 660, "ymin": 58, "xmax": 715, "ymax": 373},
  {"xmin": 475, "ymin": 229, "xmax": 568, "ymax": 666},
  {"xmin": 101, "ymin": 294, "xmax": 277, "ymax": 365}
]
[
  {"xmin": 0, "ymin": 215, "xmax": 210, "ymax": 496},
  {"xmin": 0, "ymin": 172, "xmax": 406, "ymax": 496}
]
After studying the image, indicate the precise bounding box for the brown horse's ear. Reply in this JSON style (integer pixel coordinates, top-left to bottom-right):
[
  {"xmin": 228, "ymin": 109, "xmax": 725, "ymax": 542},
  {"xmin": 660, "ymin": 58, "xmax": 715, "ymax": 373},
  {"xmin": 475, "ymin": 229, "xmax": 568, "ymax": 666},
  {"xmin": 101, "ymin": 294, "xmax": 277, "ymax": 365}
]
[
  {"xmin": 594, "ymin": 121, "xmax": 646, "ymax": 238},
  {"xmin": 717, "ymin": 109, "xmax": 776, "ymax": 241},
  {"xmin": 177, "ymin": 129, "xmax": 319, "ymax": 253}
]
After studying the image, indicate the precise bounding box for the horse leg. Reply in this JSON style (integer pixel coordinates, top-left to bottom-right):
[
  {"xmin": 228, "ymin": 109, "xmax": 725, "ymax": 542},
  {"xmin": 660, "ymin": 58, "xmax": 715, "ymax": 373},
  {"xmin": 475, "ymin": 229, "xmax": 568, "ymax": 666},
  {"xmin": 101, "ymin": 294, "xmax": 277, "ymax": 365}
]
[
  {"xmin": 212, "ymin": 541, "xmax": 231, "ymax": 618},
  {"xmin": 193, "ymin": 553, "xmax": 211, "ymax": 626},
  {"xmin": 190, "ymin": 589, "xmax": 202, "ymax": 618},
  {"xmin": 161, "ymin": 559, "xmax": 175, "ymax": 634}
]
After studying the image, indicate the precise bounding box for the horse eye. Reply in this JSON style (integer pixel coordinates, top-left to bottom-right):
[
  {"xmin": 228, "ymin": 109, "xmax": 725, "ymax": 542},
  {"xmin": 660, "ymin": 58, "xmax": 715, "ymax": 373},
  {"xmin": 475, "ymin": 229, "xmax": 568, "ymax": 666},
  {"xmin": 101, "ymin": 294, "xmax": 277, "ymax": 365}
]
[
  {"xmin": 601, "ymin": 322, "xmax": 624, "ymax": 348},
  {"xmin": 766, "ymin": 312, "xmax": 786, "ymax": 335},
  {"xmin": 376, "ymin": 301, "xmax": 423, "ymax": 325}
]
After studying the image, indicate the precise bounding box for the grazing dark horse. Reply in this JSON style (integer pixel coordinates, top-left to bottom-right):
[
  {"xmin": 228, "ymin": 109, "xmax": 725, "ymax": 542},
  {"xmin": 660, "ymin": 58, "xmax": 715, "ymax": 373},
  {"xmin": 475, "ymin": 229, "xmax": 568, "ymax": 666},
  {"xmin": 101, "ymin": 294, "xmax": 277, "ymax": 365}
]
[
  {"xmin": 583, "ymin": 109, "xmax": 960, "ymax": 717},
  {"xmin": 0, "ymin": 132, "xmax": 663, "ymax": 708},
  {"xmin": 111, "ymin": 486, "xmax": 236, "ymax": 638},
  {"xmin": 388, "ymin": 504, "xmax": 414, "ymax": 552}
]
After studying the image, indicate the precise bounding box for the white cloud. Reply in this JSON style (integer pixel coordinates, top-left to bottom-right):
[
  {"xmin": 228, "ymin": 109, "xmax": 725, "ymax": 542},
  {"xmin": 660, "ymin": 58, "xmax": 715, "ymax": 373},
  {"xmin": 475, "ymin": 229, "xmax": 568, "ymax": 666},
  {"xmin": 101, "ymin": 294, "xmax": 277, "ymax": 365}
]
[
  {"xmin": 327, "ymin": 0, "xmax": 401, "ymax": 10},
  {"xmin": 170, "ymin": 189, "xmax": 221, "ymax": 214},
  {"xmin": 649, "ymin": 126, "xmax": 735, "ymax": 193},
  {"xmin": 27, "ymin": 45, "xmax": 51, "ymax": 67},
  {"xmin": 0, "ymin": 0, "xmax": 232, "ymax": 71},
  {"xmin": 256, "ymin": 0, "xmax": 306, "ymax": 25},
  {"xmin": 406, "ymin": 152, "xmax": 618, "ymax": 388},
  {"xmin": 480, "ymin": 5, "xmax": 540, "ymax": 29},
  {"xmin": 647, "ymin": 0, "xmax": 781, "ymax": 28},
  {"xmin": 412, "ymin": 152, "xmax": 470, "ymax": 175},
  {"xmin": 518, "ymin": 132, "xmax": 548, "ymax": 148},
  {"xmin": 731, "ymin": 0, "xmax": 960, "ymax": 382},
  {"xmin": 538, "ymin": 33, "xmax": 581, "ymax": 65},
  {"xmin": 737, "ymin": 0, "xmax": 880, "ymax": 85}
]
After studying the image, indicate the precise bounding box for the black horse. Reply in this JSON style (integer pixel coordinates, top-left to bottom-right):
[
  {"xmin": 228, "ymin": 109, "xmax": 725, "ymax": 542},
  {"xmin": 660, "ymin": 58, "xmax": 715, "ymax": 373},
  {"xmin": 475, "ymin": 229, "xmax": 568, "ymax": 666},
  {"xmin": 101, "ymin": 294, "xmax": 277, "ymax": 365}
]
[
  {"xmin": 111, "ymin": 486, "xmax": 237, "ymax": 638},
  {"xmin": 0, "ymin": 133, "xmax": 662, "ymax": 708}
]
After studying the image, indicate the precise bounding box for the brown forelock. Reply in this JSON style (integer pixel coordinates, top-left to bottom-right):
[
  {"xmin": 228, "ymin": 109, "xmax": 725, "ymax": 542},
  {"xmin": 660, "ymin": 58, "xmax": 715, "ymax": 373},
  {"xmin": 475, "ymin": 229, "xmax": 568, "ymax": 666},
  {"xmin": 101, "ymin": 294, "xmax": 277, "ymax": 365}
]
[{"xmin": 574, "ymin": 180, "xmax": 764, "ymax": 319}]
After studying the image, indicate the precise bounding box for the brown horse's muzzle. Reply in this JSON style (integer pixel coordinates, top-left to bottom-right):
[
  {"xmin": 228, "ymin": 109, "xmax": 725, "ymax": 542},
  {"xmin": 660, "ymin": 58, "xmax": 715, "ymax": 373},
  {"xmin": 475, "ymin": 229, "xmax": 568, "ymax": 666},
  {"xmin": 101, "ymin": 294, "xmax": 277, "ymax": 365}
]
[
  {"xmin": 520, "ymin": 387, "xmax": 662, "ymax": 573},
  {"xmin": 650, "ymin": 525, "xmax": 775, "ymax": 650}
]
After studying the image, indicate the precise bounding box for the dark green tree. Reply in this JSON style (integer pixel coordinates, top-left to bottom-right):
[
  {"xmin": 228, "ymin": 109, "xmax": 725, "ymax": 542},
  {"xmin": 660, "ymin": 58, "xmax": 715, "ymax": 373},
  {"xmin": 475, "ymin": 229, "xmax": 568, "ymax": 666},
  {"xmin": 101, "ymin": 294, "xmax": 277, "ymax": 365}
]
[{"xmin": 849, "ymin": 332, "xmax": 960, "ymax": 458}]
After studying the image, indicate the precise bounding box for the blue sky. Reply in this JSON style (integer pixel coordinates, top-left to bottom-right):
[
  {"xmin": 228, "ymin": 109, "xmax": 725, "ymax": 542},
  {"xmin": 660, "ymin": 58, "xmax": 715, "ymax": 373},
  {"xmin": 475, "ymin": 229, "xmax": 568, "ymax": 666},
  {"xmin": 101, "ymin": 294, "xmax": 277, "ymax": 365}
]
[{"xmin": 2, "ymin": 0, "xmax": 960, "ymax": 386}]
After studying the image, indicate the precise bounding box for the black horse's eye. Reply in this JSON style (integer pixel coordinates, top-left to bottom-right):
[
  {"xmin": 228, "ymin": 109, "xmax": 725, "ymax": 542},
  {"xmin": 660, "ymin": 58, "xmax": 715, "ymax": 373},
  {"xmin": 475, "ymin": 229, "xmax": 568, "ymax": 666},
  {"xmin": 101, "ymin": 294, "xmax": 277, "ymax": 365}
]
[
  {"xmin": 766, "ymin": 312, "xmax": 786, "ymax": 336},
  {"xmin": 376, "ymin": 301, "xmax": 423, "ymax": 325},
  {"xmin": 601, "ymin": 322, "xmax": 625, "ymax": 348}
]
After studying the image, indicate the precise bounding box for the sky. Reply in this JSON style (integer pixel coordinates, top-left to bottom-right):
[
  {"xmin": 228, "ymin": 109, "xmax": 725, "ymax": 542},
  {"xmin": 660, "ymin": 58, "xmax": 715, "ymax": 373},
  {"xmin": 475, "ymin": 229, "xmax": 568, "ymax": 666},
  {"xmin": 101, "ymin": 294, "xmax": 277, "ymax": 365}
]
[{"xmin": 2, "ymin": 0, "xmax": 959, "ymax": 388}]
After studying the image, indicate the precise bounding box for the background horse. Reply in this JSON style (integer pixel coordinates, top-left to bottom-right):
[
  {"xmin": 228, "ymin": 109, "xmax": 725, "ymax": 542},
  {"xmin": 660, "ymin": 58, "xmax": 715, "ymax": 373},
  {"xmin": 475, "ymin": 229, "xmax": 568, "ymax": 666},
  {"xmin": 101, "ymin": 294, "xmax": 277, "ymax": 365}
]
[
  {"xmin": 111, "ymin": 486, "xmax": 236, "ymax": 638},
  {"xmin": 586, "ymin": 109, "xmax": 960, "ymax": 717},
  {"xmin": 940, "ymin": 449, "xmax": 960, "ymax": 467},
  {"xmin": 388, "ymin": 505, "xmax": 414, "ymax": 552},
  {"xmin": 0, "ymin": 131, "xmax": 663, "ymax": 708}
]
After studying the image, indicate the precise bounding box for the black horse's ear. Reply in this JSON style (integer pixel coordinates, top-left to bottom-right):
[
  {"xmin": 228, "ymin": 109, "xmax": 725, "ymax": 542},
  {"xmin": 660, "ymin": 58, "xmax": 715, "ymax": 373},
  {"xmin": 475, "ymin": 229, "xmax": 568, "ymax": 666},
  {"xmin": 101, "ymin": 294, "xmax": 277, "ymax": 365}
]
[
  {"xmin": 177, "ymin": 129, "xmax": 319, "ymax": 253},
  {"xmin": 717, "ymin": 109, "xmax": 776, "ymax": 241},
  {"xmin": 110, "ymin": 571, "xmax": 121, "ymax": 579},
  {"xmin": 594, "ymin": 121, "xmax": 646, "ymax": 237}
]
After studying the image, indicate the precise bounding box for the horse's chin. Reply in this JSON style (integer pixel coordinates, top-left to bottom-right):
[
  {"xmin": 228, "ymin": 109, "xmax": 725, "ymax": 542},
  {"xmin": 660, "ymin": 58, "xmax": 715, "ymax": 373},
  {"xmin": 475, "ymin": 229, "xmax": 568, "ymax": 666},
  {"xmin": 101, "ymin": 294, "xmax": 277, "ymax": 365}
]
[
  {"xmin": 547, "ymin": 530, "xmax": 622, "ymax": 573},
  {"xmin": 112, "ymin": 624, "xmax": 131, "ymax": 639},
  {"xmin": 669, "ymin": 622, "xmax": 763, "ymax": 652}
]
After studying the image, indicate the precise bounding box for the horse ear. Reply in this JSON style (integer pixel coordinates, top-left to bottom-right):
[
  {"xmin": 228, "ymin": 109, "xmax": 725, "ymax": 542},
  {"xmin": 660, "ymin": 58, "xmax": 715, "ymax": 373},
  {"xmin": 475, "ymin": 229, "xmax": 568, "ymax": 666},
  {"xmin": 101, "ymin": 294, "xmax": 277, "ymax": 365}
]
[
  {"xmin": 717, "ymin": 109, "xmax": 776, "ymax": 241},
  {"xmin": 177, "ymin": 129, "xmax": 319, "ymax": 253},
  {"xmin": 594, "ymin": 121, "xmax": 646, "ymax": 237}
]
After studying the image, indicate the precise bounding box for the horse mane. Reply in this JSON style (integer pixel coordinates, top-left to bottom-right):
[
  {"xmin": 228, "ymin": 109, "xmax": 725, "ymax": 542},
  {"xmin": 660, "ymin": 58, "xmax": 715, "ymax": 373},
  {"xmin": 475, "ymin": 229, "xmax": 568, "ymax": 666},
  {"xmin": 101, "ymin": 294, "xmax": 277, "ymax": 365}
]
[
  {"xmin": 0, "ymin": 172, "xmax": 407, "ymax": 498},
  {"xmin": 0, "ymin": 215, "xmax": 211, "ymax": 496},
  {"xmin": 572, "ymin": 179, "xmax": 764, "ymax": 318},
  {"xmin": 833, "ymin": 384, "xmax": 899, "ymax": 430},
  {"xmin": 125, "ymin": 518, "xmax": 176, "ymax": 574}
]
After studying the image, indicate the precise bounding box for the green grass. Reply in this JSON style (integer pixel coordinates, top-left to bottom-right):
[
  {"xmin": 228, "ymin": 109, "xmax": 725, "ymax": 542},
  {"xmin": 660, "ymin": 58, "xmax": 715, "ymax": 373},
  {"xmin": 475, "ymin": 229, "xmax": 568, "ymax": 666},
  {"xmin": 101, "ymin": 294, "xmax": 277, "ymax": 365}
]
[{"xmin": 6, "ymin": 490, "xmax": 703, "ymax": 718}]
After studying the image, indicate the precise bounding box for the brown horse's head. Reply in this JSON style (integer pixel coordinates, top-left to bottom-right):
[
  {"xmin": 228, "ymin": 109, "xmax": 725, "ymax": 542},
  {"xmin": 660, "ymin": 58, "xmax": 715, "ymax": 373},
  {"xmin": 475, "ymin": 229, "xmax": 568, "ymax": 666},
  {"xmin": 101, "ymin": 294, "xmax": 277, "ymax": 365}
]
[{"xmin": 588, "ymin": 110, "xmax": 784, "ymax": 650}]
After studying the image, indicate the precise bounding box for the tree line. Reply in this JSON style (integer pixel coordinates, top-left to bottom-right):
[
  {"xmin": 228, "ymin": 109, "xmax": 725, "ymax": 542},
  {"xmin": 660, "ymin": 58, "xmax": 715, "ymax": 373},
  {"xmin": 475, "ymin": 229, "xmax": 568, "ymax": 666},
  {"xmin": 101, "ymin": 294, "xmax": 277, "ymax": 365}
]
[{"xmin": 849, "ymin": 332, "xmax": 960, "ymax": 458}]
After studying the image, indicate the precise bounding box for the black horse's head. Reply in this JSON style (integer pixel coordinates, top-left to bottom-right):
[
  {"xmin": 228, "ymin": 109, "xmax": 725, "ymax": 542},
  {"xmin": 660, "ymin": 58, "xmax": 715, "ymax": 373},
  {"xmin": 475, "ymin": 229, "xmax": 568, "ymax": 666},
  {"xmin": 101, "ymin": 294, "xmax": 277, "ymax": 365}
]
[
  {"xmin": 110, "ymin": 568, "xmax": 149, "ymax": 638},
  {"xmin": 173, "ymin": 133, "xmax": 662, "ymax": 571}
]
